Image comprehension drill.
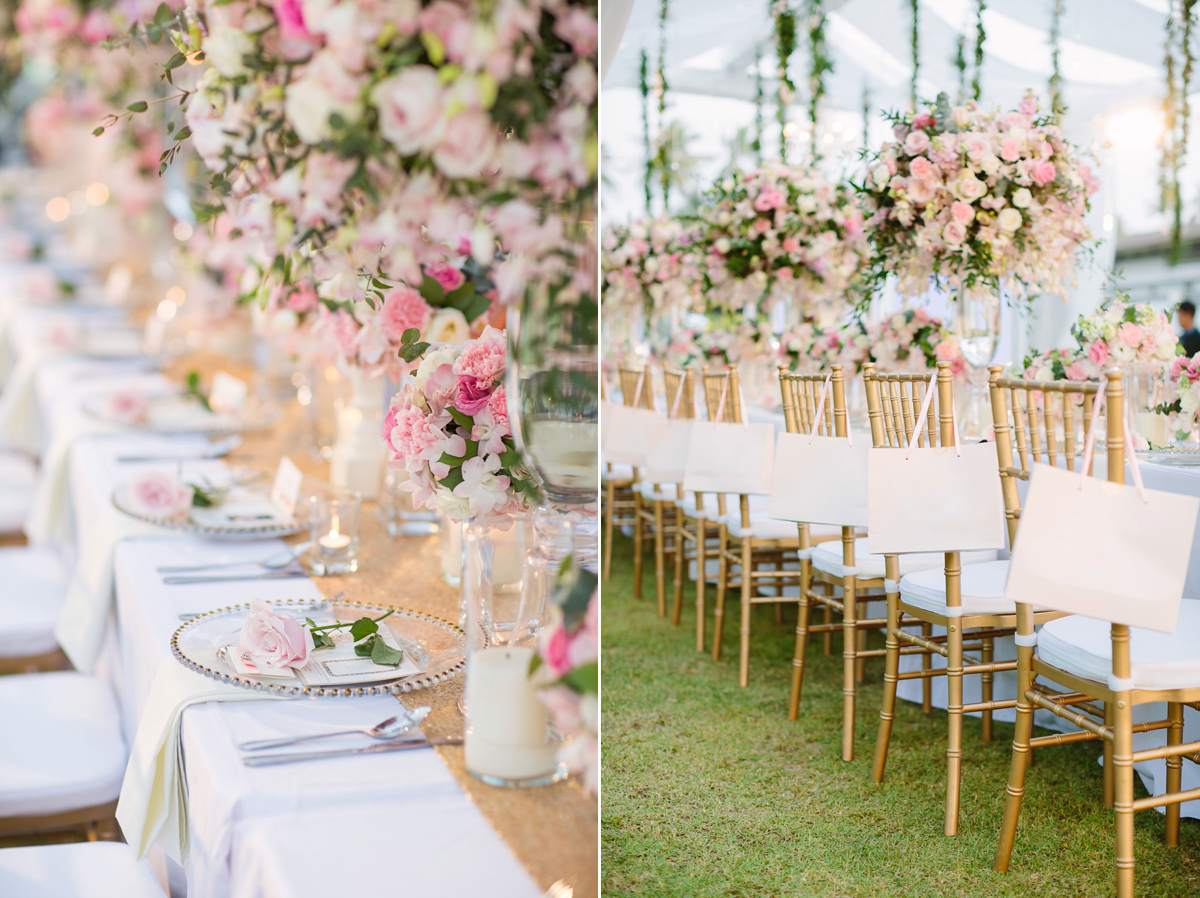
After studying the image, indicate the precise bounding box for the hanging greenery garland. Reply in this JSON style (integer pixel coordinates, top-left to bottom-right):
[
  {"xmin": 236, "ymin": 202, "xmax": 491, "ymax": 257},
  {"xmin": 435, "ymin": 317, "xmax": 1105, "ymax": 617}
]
[
  {"xmin": 972, "ymin": 0, "xmax": 986, "ymax": 101},
  {"xmin": 806, "ymin": 0, "xmax": 832, "ymax": 161},
  {"xmin": 909, "ymin": 0, "xmax": 919, "ymax": 110},
  {"xmin": 861, "ymin": 82, "xmax": 871, "ymax": 159},
  {"xmin": 656, "ymin": 0, "xmax": 671, "ymax": 212},
  {"xmin": 954, "ymin": 33, "xmax": 967, "ymax": 104},
  {"xmin": 1049, "ymin": 0, "xmax": 1065, "ymax": 119},
  {"xmin": 773, "ymin": 0, "xmax": 797, "ymax": 162},
  {"xmin": 753, "ymin": 42, "xmax": 765, "ymax": 165},
  {"xmin": 1163, "ymin": 0, "xmax": 1198, "ymax": 264},
  {"xmin": 640, "ymin": 49, "xmax": 652, "ymax": 214}
]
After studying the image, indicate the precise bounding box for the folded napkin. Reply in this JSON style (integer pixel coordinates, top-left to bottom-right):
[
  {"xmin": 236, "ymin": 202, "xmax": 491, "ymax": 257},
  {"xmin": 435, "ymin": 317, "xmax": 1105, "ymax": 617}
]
[{"xmin": 117, "ymin": 658, "xmax": 281, "ymax": 863}]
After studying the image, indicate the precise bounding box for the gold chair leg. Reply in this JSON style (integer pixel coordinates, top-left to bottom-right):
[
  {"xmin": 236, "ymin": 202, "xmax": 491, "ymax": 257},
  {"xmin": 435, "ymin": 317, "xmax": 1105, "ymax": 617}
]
[
  {"xmin": 1166, "ymin": 701, "xmax": 1183, "ymax": 848},
  {"xmin": 1113, "ymin": 689, "xmax": 1136, "ymax": 897},
  {"xmin": 995, "ymin": 635, "xmax": 1035, "ymax": 872},
  {"xmin": 695, "ymin": 518, "xmax": 707, "ymax": 652},
  {"xmin": 823, "ymin": 585, "xmax": 833, "ymax": 655},
  {"xmin": 738, "ymin": 539, "xmax": 753, "ymax": 687},
  {"xmin": 788, "ymin": 559, "xmax": 813, "ymax": 721},
  {"xmin": 855, "ymin": 624, "xmax": 867, "ymax": 683},
  {"xmin": 632, "ymin": 491, "xmax": 644, "ymax": 600},
  {"xmin": 602, "ymin": 479, "xmax": 615, "ymax": 581},
  {"xmin": 654, "ymin": 500, "xmax": 666, "ymax": 617},
  {"xmin": 871, "ymin": 575, "xmax": 901, "ymax": 783},
  {"xmin": 921, "ymin": 622, "xmax": 933, "ymax": 713},
  {"xmin": 672, "ymin": 507, "xmax": 686, "ymax": 625},
  {"xmin": 712, "ymin": 527, "xmax": 728, "ymax": 662},
  {"xmin": 841, "ymin": 571, "xmax": 858, "ymax": 762},
  {"xmin": 944, "ymin": 617, "xmax": 964, "ymax": 836},
  {"xmin": 1103, "ymin": 701, "xmax": 1115, "ymax": 809},
  {"xmin": 981, "ymin": 636, "xmax": 994, "ymax": 742}
]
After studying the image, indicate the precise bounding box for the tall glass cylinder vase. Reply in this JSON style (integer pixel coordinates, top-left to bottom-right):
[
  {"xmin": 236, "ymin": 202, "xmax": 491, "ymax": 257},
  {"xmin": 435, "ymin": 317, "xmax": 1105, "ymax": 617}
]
[
  {"xmin": 1123, "ymin": 361, "xmax": 1171, "ymax": 449},
  {"xmin": 953, "ymin": 285, "xmax": 1001, "ymax": 439},
  {"xmin": 506, "ymin": 263, "xmax": 599, "ymax": 572}
]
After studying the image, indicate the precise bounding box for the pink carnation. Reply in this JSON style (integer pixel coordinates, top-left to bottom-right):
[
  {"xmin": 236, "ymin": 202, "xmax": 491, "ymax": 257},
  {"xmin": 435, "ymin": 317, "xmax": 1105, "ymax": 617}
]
[
  {"xmin": 452, "ymin": 330, "xmax": 506, "ymax": 390},
  {"xmin": 425, "ymin": 263, "xmax": 466, "ymax": 293},
  {"xmin": 379, "ymin": 287, "xmax": 432, "ymax": 343}
]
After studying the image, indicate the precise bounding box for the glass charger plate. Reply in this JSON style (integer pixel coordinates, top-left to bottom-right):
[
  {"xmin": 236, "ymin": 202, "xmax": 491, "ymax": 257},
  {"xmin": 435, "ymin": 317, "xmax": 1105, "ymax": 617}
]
[
  {"xmin": 82, "ymin": 393, "xmax": 282, "ymax": 435},
  {"xmin": 111, "ymin": 484, "xmax": 303, "ymax": 540},
  {"xmin": 171, "ymin": 599, "xmax": 465, "ymax": 696},
  {"xmin": 1135, "ymin": 447, "xmax": 1200, "ymax": 467},
  {"xmin": 79, "ymin": 330, "xmax": 148, "ymax": 359}
]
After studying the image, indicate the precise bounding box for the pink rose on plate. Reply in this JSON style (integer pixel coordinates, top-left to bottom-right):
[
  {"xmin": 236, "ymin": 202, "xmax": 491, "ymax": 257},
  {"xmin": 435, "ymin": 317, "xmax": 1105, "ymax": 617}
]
[
  {"xmin": 126, "ymin": 471, "xmax": 193, "ymax": 519},
  {"xmin": 237, "ymin": 600, "xmax": 314, "ymax": 673},
  {"xmin": 104, "ymin": 389, "xmax": 149, "ymax": 425},
  {"xmin": 1088, "ymin": 339, "xmax": 1109, "ymax": 366}
]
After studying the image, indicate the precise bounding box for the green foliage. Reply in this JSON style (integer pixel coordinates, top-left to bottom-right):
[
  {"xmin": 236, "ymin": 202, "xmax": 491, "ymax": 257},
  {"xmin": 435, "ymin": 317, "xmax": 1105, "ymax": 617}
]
[
  {"xmin": 805, "ymin": 0, "xmax": 832, "ymax": 158},
  {"xmin": 184, "ymin": 370, "xmax": 212, "ymax": 412},
  {"xmin": 972, "ymin": 0, "xmax": 986, "ymax": 101},
  {"xmin": 774, "ymin": 1, "xmax": 797, "ymax": 161}
]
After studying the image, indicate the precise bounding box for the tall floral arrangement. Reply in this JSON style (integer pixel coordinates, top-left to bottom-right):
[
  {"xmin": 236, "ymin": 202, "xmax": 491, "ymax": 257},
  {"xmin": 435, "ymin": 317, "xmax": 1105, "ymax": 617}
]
[
  {"xmin": 859, "ymin": 91, "xmax": 1098, "ymax": 302},
  {"xmin": 601, "ymin": 216, "xmax": 703, "ymax": 318},
  {"xmin": 382, "ymin": 328, "xmax": 537, "ymax": 521},
  {"xmin": 699, "ymin": 162, "xmax": 866, "ymax": 321},
  {"xmin": 781, "ymin": 308, "xmax": 963, "ymax": 374}
]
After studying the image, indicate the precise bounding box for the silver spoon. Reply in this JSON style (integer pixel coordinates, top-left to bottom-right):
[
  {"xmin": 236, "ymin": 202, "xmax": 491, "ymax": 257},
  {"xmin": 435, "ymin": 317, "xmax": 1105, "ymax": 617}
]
[
  {"xmin": 157, "ymin": 542, "xmax": 311, "ymax": 574},
  {"xmin": 238, "ymin": 707, "xmax": 432, "ymax": 752}
]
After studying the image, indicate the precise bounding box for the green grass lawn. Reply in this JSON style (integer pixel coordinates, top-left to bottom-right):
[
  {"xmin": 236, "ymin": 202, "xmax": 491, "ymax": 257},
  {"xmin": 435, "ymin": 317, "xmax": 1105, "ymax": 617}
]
[{"xmin": 601, "ymin": 536, "xmax": 1200, "ymax": 897}]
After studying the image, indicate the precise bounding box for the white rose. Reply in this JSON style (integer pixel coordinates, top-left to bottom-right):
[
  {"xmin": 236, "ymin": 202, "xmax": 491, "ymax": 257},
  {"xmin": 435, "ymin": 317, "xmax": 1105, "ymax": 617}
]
[
  {"xmin": 980, "ymin": 153, "xmax": 1001, "ymax": 176},
  {"xmin": 433, "ymin": 110, "xmax": 497, "ymax": 179},
  {"xmin": 284, "ymin": 51, "xmax": 364, "ymax": 144},
  {"xmin": 414, "ymin": 345, "xmax": 458, "ymax": 391},
  {"xmin": 371, "ymin": 67, "xmax": 445, "ymax": 155},
  {"xmin": 714, "ymin": 237, "xmax": 731, "ymax": 255},
  {"xmin": 434, "ymin": 490, "xmax": 471, "ymax": 520},
  {"xmin": 202, "ymin": 25, "xmax": 254, "ymax": 78},
  {"xmin": 427, "ymin": 308, "xmax": 471, "ymax": 344},
  {"xmin": 954, "ymin": 172, "xmax": 987, "ymax": 201},
  {"xmin": 1011, "ymin": 187, "xmax": 1033, "ymax": 208},
  {"xmin": 798, "ymin": 195, "xmax": 817, "ymax": 214},
  {"xmin": 997, "ymin": 208, "xmax": 1023, "ymax": 232},
  {"xmin": 271, "ymin": 308, "xmax": 299, "ymax": 333}
]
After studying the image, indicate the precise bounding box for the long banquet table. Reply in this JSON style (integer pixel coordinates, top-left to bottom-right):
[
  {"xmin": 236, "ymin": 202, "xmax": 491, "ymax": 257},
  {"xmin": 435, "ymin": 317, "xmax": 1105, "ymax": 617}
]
[{"xmin": 8, "ymin": 313, "xmax": 597, "ymax": 897}]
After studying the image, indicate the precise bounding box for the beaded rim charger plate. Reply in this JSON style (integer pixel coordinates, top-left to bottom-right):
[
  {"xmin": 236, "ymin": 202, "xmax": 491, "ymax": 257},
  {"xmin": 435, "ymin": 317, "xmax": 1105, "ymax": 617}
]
[
  {"xmin": 1136, "ymin": 447, "xmax": 1200, "ymax": 467},
  {"xmin": 111, "ymin": 485, "xmax": 303, "ymax": 540},
  {"xmin": 171, "ymin": 598, "xmax": 466, "ymax": 697},
  {"xmin": 82, "ymin": 393, "xmax": 282, "ymax": 436}
]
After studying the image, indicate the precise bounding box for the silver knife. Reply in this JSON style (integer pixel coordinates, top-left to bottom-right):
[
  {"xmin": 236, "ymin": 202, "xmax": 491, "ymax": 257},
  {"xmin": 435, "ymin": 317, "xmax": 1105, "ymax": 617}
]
[
  {"xmin": 243, "ymin": 736, "xmax": 463, "ymax": 766},
  {"xmin": 163, "ymin": 570, "xmax": 312, "ymax": 585}
]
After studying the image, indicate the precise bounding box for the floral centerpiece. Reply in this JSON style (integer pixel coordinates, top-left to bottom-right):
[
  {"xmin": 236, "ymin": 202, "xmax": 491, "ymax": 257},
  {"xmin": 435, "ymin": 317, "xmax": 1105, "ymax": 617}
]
[
  {"xmin": 1021, "ymin": 346, "xmax": 1092, "ymax": 382},
  {"xmin": 533, "ymin": 564, "xmax": 598, "ymax": 797},
  {"xmin": 601, "ymin": 216, "xmax": 704, "ymax": 318},
  {"xmin": 1165, "ymin": 356, "xmax": 1200, "ymax": 427},
  {"xmin": 1070, "ymin": 296, "xmax": 1179, "ymax": 369},
  {"xmin": 859, "ymin": 91, "xmax": 1098, "ymax": 301},
  {"xmin": 382, "ymin": 327, "xmax": 537, "ymax": 522},
  {"xmin": 699, "ymin": 162, "xmax": 867, "ymax": 320},
  {"xmin": 863, "ymin": 309, "xmax": 965, "ymax": 374}
]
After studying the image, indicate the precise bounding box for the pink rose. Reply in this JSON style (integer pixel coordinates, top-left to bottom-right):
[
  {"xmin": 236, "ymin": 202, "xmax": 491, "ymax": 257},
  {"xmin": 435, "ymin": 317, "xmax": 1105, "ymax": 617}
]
[
  {"xmin": 912, "ymin": 112, "xmax": 935, "ymax": 129},
  {"xmin": 942, "ymin": 221, "xmax": 967, "ymax": 245},
  {"xmin": 999, "ymin": 137, "xmax": 1022, "ymax": 162},
  {"xmin": 126, "ymin": 471, "xmax": 193, "ymax": 518},
  {"xmin": 273, "ymin": 0, "xmax": 312, "ymax": 41},
  {"xmin": 909, "ymin": 156, "xmax": 934, "ymax": 180},
  {"xmin": 754, "ymin": 217, "xmax": 772, "ymax": 234},
  {"xmin": 237, "ymin": 600, "xmax": 314, "ymax": 673},
  {"xmin": 284, "ymin": 283, "xmax": 318, "ymax": 313},
  {"xmin": 105, "ymin": 389, "xmax": 149, "ymax": 425},
  {"xmin": 425, "ymin": 263, "xmax": 466, "ymax": 293},
  {"xmin": 379, "ymin": 286, "xmax": 432, "ymax": 343},
  {"xmin": 1118, "ymin": 322, "xmax": 1144, "ymax": 347},
  {"xmin": 1031, "ymin": 160, "xmax": 1057, "ymax": 186},
  {"xmin": 1064, "ymin": 362, "xmax": 1087, "ymax": 381},
  {"xmin": 1087, "ymin": 339, "xmax": 1109, "ymax": 366},
  {"xmin": 776, "ymin": 267, "xmax": 794, "ymax": 281},
  {"xmin": 753, "ymin": 187, "xmax": 785, "ymax": 212},
  {"xmin": 539, "ymin": 621, "xmax": 572, "ymax": 677},
  {"xmin": 904, "ymin": 130, "xmax": 931, "ymax": 155},
  {"xmin": 455, "ymin": 376, "xmax": 493, "ymax": 414},
  {"xmin": 372, "ymin": 66, "xmax": 445, "ymax": 155},
  {"xmin": 781, "ymin": 236, "xmax": 800, "ymax": 255},
  {"xmin": 433, "ymin": 110, "xmax": 497, "ymax": 179},
  {"xmin": 950, "ymin": 201, "xmax": 975, "ymax": 224}
]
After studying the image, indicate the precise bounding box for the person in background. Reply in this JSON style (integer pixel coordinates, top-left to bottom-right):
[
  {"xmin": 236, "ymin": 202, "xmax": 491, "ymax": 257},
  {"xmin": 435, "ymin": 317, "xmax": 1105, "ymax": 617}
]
[{"xmin": 1179, "ymin": 300, "xmax": 1200, "ymax": 357}]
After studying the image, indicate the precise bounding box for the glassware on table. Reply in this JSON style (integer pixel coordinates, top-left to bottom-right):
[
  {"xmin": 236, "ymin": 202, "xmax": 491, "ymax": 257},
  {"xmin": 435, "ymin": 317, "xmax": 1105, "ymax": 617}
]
[
  {"xmin": 954, "ymin": 285, "xmax": 1001, "ymax": 439},
  {"xmin": 440, "ymin": 513, "xmax": 530, "ymax": 592},
  {"xmin": 376, "ymin": 466, "xmax": 439, "ymax": 537},
  {"xmin": 308, "ymin": 487, "xmax": 361, "ymax": 575}
]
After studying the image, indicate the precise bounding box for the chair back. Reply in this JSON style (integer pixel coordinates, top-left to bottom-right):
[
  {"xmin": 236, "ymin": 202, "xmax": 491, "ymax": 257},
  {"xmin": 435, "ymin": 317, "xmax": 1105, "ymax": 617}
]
[
  {"xmin": 778, "ymin": 366, "xmax": 845, "ymax": 438},
  {"xmin": 701, "ymin": 366, "xmax": 743, "ymax": 423},
  {"xmin": 986, "ymin": 365, "xmax": 1103, "ymax": 547},
  {"xmin": 664, "ymin": 368, "xmax": 697, "ymax": 420},
  {"xmin": 619, "ymin": 366, "xmax": 654, "ymax": 410},
  {"xmin": 862, "ymin": 362, "xmax": 951, "ymax": 449}
]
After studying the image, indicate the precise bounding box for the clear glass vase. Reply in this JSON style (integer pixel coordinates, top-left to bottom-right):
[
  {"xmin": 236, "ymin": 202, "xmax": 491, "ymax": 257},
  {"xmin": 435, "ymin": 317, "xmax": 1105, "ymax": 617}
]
[{"xmin": 954, "ymin": 285, "xmax": 1001, "ymax": 439}]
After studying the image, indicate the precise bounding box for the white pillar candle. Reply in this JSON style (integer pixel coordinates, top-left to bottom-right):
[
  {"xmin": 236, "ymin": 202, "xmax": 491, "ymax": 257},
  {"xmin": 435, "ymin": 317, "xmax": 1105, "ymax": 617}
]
[
  {"xmin": 1135, "ymin": 412, "xmax": 1168, "ymax": 449},
  {"xmin": 442, "ymin": 522, "xmax": 525, "ymax": 590},
  {"xmin": 464, "ymin": 646, "xmax": 557, "ymax": 782}
]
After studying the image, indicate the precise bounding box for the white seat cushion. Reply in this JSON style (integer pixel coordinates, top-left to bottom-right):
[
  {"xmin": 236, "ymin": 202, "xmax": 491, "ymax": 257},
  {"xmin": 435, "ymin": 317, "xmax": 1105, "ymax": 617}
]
[
  {"xmin": 1037, "ymin": 601, "xmax": 1200, "ymax": 691},
  {"xmin": 679, "ymin": 493, "xmax": 719, "ymax": 520},
  {"xmin": 0, "ymin": 547, "xmax": 68, "ymax": 657},
  {"xmin": 633, "ymin": 481, "xmax": 677, "ymax": 502},
  {"xmin": 0, "ymin": 452, "xmax": 35, "ymax": 533},
  {"xmin": 0, "ymin": 842, "xmax": 165, "ymax": 898},
  {"xmin": 814, "ymin": 536, "xmax": 998, "ymax": 581},
  {"xmin": 900, "ymin": 560, "xmax": 1015, "ymax": 616},
  {"xmin": 0, "ymin": 672, "xmax": 126, "ymax": 818},
  {"xmin": 603, "ymin": 462, "xmax": 634, "ymax": 482}
]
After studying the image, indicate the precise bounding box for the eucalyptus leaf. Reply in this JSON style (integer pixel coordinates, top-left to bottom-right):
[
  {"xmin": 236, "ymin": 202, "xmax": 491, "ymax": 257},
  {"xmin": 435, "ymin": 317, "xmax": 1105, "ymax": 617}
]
[{"xmin": 349, "ymin": 616, "xmax": 379, "ymax": 642}]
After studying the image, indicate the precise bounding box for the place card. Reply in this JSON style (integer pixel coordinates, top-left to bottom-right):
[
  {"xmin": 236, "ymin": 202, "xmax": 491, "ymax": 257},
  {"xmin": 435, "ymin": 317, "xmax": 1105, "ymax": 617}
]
[
  {"xmin": 209, "ymin": 371, "xmax": 248, "ymax": 414},
  {"xmin": 271, "ymin": 457, "xmax": 303, "ymax": 517}
]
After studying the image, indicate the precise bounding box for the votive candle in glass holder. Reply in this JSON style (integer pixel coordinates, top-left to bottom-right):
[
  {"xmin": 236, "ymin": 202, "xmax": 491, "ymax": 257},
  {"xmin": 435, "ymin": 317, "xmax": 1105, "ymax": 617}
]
[
  {"xmin": 309, "ymin": 488, "xmax": 361, "ymax": 575},
  {"xmin": 463, "ymin": 645, "xmax": 564, "ymax": 788}
]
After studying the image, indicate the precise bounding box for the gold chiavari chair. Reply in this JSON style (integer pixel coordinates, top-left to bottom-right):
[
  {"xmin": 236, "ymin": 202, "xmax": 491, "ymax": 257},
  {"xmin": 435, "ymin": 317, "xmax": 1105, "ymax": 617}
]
[
  {"xmin": 994, "ymin": 369, "xmax": 1200, "ymax": 897},
  {"xmin": 602, "ymin": 377, "xmax": 638, "ymax": 582},
  {"xmin": 705, "ymin": 366, "xmax": 804, "ymax": 686},
  {"xmin": 617, "ymin": 366, "xmax": 656, "ymax": 600},
  {"xmin": 866, "ymin": 361, "xmax": 1020, "ymax": 833},
  {"xmin": 778, "ymin": 366, "xmax": 887, "ymax": 745}
]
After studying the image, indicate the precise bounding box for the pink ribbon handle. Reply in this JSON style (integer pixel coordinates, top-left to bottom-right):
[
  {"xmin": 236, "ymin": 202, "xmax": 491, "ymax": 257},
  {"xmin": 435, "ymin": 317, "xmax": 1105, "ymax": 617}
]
[
  {"xmin": 808, "ymin": 375, "xmax": 852, "ymax": 446},
  {"xmin": 1078, "ymin": 388, "xmax": 1149, "ymax": 503},
  {"xmin": 905, "ymin": 377, "xmax": 959, "ymax": 460}
]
